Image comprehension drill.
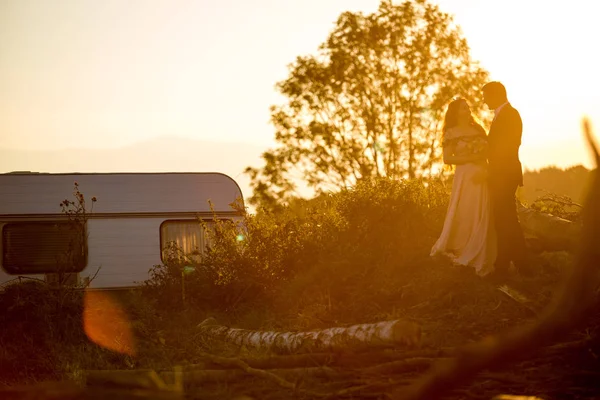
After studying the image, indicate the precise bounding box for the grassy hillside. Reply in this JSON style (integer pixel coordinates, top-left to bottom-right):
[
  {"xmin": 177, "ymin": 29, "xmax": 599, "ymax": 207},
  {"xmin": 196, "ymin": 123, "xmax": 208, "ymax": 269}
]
[{"xmin": 1, "ymin": 177, "xmax": 598, "ymax": 399}]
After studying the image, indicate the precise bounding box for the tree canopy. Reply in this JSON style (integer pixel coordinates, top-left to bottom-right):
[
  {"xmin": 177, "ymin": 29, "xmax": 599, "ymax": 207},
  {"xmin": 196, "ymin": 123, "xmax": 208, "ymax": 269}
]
[{"xmin": 246, "ymin": 0, "xmax": 490, "ymax": 209}]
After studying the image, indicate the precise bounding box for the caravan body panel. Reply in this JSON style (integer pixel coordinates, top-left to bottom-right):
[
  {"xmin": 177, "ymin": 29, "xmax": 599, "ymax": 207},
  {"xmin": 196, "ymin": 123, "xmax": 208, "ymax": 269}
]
[{"xmin": 0, "ymin": 172, "xmax": 244, "ymax": 289}]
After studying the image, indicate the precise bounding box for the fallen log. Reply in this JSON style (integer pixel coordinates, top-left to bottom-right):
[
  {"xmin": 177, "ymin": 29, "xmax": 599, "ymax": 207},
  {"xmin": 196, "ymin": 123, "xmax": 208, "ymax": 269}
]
[
  {"xmin": 362, "ymin": 357, "xmax": 442, "ymax": 376},
  {"xmin": 196, "ymin": 317, "xmax": 421, "ymax": 354},
  {"xmin": 179, "ymin": 347, "xmax": 453, "ymax": 372},
  {"xmin": 182, "ymin": 352, "xmax": 337, "ymax": 370},
  {"xmin": 159, "ymin": 365, "xmax": 343, "ymax": 384},
  {"xmin": 517, "ymin": 203, "xmax": 581, "ymax": 251},
  {"xmin": 158, "ymin": 353, "xmax": 430, "ymax": 397}
]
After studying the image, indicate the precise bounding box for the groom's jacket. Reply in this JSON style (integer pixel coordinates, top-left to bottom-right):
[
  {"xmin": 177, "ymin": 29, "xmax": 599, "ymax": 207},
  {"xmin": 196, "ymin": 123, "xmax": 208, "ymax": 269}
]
[{"xmin": 487, "ymin": 103, "xmax": 524, "ymax": 188}]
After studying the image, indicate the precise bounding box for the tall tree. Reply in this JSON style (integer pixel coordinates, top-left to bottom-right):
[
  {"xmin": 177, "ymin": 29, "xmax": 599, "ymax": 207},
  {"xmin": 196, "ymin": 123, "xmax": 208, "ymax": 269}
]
[{"xmin": 246, "ymin": 0, "xmax": 490, "ymax": 209}]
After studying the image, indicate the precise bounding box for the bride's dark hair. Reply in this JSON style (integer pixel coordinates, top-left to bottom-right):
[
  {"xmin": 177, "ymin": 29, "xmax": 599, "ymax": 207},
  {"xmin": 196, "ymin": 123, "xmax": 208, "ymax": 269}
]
[{"xmin": 442, "ymin": 97, "xmax": 485, "ymax": 138}]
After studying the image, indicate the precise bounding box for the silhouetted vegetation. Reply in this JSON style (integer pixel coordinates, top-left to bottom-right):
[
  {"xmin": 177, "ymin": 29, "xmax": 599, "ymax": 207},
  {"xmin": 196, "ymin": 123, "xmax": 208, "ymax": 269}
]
[
  {"xmin": 245, "ymin": 0, "xmax": 490, "ymax": 210},
  {"xmin": 144, "ymin": 177, "xmax": 449, "ymax": 319}
]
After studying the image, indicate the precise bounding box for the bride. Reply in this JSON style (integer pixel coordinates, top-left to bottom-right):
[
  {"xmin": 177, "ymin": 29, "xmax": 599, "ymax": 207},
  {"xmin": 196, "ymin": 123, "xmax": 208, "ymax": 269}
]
[{"xmin": 430, "ymin": 98, "xmax": 497, "ymax": 277}]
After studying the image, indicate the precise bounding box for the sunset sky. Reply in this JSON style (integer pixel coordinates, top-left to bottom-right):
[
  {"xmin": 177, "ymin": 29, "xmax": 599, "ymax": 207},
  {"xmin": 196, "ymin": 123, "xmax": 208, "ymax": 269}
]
[{"xmin": 1, "ymin": 0, "xmax": 599, "ymax": 197}]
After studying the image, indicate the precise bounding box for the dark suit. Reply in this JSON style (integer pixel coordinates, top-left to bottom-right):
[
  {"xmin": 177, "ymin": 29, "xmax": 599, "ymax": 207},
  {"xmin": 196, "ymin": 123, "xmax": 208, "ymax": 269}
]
[{"xmin": 487, "ymin": 103, "xmax": 528, "ymax": 273}]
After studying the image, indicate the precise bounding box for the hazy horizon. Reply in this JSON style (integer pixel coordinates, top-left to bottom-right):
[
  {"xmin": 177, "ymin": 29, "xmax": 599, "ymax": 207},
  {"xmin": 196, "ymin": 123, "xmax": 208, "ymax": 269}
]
[
  {"xmin": 0, "ymin": 134, "xmax": 594, "ymax": 210},
  {"xmin": 0, "ymin": 133, "xmax": 593, "ymax": 171},
  {"xmin": 2, "ymin": 0, "xmax": 599, "ymax": 199}
]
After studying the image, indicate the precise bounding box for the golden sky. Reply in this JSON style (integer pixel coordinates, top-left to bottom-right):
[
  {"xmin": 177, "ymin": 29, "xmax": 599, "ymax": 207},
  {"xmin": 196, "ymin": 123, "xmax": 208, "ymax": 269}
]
[{"xmin": 1, "ymin": 0, "xmax": 598, "ymax": 173}]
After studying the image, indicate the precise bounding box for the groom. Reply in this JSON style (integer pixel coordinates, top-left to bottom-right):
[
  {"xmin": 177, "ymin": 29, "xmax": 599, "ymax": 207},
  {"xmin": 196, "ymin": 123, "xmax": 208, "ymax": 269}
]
[{"xmin": 483, "ymin": 81, "xmax": 533, "ymax": 281}]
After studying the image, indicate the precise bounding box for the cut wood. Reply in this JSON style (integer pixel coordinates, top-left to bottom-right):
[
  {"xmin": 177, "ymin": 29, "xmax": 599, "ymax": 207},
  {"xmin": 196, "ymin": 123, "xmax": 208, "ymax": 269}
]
[
  {"xmin": 177, "ymin": 347, "xmax": 453, "ymax": 374},
  {"xmin": 517, "ymin": 203, "xmax": 581, "ymax": 251},
  {"xmin": 182, "ymin": 352, "xmax": 337, "ymax": 370},
  {"xmin": 196, "ymin": 317, "xmax": 421, "ymax": 354},
  {"xmin": 362, "ymin": 357, "xmax": 442, "ymax": 376}
]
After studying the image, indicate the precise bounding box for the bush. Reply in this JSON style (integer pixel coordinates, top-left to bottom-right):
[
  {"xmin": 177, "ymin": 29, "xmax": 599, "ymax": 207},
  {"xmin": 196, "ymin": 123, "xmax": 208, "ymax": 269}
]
[
  {"xmin": 274, "ymin": 177, "xmax": 450, "ymax": 324},
  {"xmin": 0, "ymin": 280, "xmax": 86, "ymax": 382},
  {"xmin": 142, "ymin": 177, "xmax": 450, "ymax": 322},
  {"xmin": 529, "ymin": 191, "xmax": 582, "ymax": 222}
]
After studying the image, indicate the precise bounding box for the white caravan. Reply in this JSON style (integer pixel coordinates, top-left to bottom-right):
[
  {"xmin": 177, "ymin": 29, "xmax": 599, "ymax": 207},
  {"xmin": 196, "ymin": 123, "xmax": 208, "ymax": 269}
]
[{"xmin": 0, "ymin": 172, "xmax": 244, "ymax": 289}]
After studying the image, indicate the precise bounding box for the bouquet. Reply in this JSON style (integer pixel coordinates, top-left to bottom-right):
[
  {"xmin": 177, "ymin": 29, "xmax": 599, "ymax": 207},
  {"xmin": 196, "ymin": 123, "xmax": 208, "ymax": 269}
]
[{"xmin": 454, "ymin": 135, "xmax": 488, "ymax": 158}]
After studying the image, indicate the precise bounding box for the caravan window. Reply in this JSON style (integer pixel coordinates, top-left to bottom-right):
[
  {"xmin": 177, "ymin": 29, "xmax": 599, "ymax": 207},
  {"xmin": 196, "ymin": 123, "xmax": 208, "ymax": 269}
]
[
  {"xmin": 2, "ymin": 221, "xmax": 88, "ymax": 274},
  {"xmin": 160, "ymin": 220, "xmax": 213, "ymax": 264},
  {"xmin": 160, "ymin": 219, "xmax": 235, "ymax": 264}
]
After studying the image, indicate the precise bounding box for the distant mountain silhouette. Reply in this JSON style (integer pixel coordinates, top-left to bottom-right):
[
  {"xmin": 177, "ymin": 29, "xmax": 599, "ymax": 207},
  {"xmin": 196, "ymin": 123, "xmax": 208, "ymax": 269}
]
[{"xmin": 0, "ymin": 136, "xmax": 268, "ymax": 203}]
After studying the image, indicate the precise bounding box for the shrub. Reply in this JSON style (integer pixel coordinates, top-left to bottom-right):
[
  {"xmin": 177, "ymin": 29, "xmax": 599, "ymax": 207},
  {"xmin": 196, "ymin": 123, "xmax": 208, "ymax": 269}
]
[
  {"xmin": 0, "ymin": 280, "xmax": 86, "ymax": 383},
  {"xmin": 142, "ymin": 177, "xmax": 450, "ymax": 321}
]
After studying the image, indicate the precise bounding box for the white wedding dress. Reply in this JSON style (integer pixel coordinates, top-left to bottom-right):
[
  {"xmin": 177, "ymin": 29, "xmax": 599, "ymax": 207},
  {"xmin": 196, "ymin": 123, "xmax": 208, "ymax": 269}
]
[{"xmin": 430, "ymin": 131, "xmax": 497, "ymax": 277}]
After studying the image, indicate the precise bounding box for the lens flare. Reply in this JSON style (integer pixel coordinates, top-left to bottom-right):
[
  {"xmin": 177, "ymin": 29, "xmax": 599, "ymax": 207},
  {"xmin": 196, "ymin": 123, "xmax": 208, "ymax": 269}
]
[{"xmin": 83, "ymin": 290, "xmax": 135, "ymax": 356}]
